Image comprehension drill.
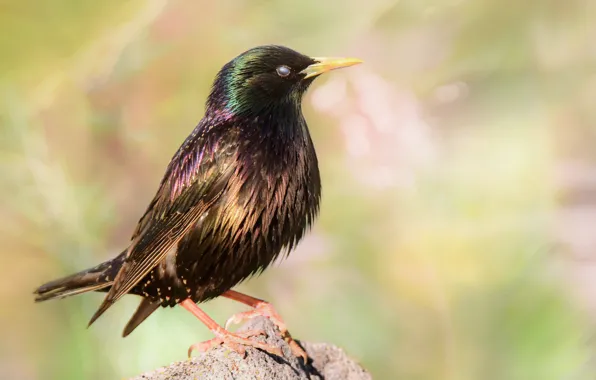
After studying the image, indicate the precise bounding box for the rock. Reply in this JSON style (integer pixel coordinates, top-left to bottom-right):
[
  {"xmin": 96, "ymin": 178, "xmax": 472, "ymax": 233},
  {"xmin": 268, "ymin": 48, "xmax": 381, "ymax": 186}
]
[{"xmin": 130, "ymin": 316, "xmax": 371, "ymax": 380}]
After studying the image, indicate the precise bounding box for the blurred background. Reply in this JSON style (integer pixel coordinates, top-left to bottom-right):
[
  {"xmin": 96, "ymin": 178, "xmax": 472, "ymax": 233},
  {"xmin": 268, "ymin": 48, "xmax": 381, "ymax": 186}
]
[{"xmin": 0, "ymin": 0, "xmax": 594, "ymax": 379}]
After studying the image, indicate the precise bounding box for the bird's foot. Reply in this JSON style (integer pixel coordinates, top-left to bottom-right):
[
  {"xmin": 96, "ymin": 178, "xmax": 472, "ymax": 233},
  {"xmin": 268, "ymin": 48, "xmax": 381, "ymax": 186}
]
[
  {"xmin": 187, "ymin": 328, "xmax": 282, "ymax": 358},
  {"xmin": 225, "ymin": 301, "xmax": 307, "ymax": 360}
]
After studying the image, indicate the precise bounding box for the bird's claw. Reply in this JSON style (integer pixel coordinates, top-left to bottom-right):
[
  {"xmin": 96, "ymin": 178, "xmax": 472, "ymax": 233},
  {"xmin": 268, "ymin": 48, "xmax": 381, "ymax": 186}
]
[
  {"xmin": 225, "ymin": 302, "xmax": 307, "ymax": 360},
  {"xmin": 187, "ymin": 328, "xmax": 281, "ymax": 358},
  {"xmin": 225, "ymin": 302, "xmax": 287, "ymax": 332},
  {"xmin": 234, "ymin": 328, "xmax": 266, "ymax": 339},
  {"xmin": 188, "ymin": 337, "xmax": 227, "ymax": 357},
  {"xmin": 288, "ymin": 339, "xmax": 308, "ymax": 362}
]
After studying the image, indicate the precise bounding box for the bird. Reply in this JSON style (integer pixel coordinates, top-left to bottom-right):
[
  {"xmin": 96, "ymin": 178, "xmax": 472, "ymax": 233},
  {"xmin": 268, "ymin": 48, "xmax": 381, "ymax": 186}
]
[{"xmin": 34, "ymin": 45, "xmax": 362, "ymax": 359}]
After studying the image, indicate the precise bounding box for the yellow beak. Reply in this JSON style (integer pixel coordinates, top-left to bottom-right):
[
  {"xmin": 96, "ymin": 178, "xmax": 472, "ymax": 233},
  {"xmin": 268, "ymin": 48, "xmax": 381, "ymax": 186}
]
[{"xmin": 300, "ymin": 57, "xmax": 363, "ymax": 79}]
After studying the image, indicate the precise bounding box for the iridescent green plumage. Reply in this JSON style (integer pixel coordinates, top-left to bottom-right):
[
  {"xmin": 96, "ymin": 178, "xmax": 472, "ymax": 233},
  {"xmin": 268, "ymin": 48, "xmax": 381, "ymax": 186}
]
[{"xmin": 209, "ymin": 46, "xmax": 315, "ymax": 116}]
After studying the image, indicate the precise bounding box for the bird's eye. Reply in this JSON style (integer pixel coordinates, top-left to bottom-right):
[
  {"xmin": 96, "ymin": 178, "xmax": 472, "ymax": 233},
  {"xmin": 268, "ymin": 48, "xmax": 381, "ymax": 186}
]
[{"xmin": 276, "ymin": 65, "xmax": 291, "ymax": 77}]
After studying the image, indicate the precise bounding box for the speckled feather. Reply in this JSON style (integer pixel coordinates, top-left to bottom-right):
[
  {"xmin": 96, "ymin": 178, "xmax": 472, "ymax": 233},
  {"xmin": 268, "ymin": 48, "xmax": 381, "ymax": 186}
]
[{"xmin": 35, "ymin": 46, "xmax": 322, "ymax": 336}]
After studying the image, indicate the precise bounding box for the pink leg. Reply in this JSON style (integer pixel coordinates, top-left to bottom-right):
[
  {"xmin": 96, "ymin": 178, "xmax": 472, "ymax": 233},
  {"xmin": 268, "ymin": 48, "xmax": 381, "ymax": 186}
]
[
  {"xmin": 179, "ymin": 299, "xmax": 282, "ymax": 357},
  {"xmin": 222, "ymin": 290, "xmax": 307, "ymax": 360}
]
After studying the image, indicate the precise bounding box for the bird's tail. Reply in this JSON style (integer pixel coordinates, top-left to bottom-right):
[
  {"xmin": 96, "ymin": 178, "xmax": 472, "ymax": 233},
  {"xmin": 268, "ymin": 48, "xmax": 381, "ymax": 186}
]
[{"xmin": 34, "ymin": 252, "xmax": 126, "ymax": 302}]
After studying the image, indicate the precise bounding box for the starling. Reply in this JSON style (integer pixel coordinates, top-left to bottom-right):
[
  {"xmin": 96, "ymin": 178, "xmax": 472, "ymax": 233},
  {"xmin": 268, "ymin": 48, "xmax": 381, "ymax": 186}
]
[{"xmin": 34, "ymin": 45, "xmax": 361, "ymax": 359}]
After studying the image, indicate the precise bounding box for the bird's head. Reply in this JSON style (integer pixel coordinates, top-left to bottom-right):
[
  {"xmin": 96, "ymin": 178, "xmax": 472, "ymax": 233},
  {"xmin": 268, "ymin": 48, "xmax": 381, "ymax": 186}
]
[{"xmin": 207, "ymin": 45, "xmax": 362, "ymax": 117}]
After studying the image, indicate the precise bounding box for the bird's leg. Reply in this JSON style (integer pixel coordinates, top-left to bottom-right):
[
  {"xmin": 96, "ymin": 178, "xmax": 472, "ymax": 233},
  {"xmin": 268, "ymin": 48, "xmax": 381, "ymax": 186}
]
[
  {"xmin": 222, "ymin": 290, "xmax": 307, "ymax": 360},
  {"xmin": 179, "ymin": 299, "xmax": 282, "ymax": 358}
]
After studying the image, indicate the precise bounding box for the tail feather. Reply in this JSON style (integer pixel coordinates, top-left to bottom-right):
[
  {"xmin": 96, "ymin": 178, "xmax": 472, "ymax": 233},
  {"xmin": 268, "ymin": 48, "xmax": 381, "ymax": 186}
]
[
  {"xmin": 34, "ymin": 252, "xmax": 125, "ymax": 302},
  {"xmin": 122, "ymin": 298, "xmax": 160, "ymax": 337},
  {"xmin": 34, "ymin": 251, "xmax": 161, "ymax": 335},
  {"xmin": 34, "ymin": 281, "xmax": 111, "ymax": 302}
]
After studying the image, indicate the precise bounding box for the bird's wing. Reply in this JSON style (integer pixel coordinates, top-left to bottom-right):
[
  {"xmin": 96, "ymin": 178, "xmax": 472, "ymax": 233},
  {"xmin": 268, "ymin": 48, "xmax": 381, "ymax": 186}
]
[{"xmin": 89, "ymin": 123, "xmax": 238, "ymax": 326}]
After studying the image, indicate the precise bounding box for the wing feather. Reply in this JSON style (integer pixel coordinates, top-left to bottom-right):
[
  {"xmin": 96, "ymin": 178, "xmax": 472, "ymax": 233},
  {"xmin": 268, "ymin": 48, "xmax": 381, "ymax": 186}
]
[{"xmin": 89, "ymin": 122, "xmax": 238, "ymax": 326}]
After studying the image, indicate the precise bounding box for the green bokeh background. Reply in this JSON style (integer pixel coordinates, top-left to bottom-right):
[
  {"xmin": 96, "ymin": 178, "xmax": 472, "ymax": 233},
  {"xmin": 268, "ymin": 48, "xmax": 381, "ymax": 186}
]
[{"xmin": 1, "ymin": 1, "xmax": 594, "ymax": 379}]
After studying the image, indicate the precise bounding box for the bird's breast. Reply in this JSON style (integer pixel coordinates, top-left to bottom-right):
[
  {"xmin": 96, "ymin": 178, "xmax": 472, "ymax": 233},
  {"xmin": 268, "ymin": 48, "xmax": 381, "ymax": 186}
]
[
  {"xmin": 172, "ymin": 131, "xmax": 321, "ymax": 301},
  {"xmin": 222, "ymin": 138, "xmax": 321, "ymax": 254}
]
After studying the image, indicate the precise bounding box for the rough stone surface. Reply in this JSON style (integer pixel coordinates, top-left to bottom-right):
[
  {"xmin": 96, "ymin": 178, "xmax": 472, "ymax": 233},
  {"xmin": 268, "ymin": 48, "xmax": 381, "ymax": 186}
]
[{"xmin": 130, "ymin": 316, "xmax": 371, "ymax": 380}]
